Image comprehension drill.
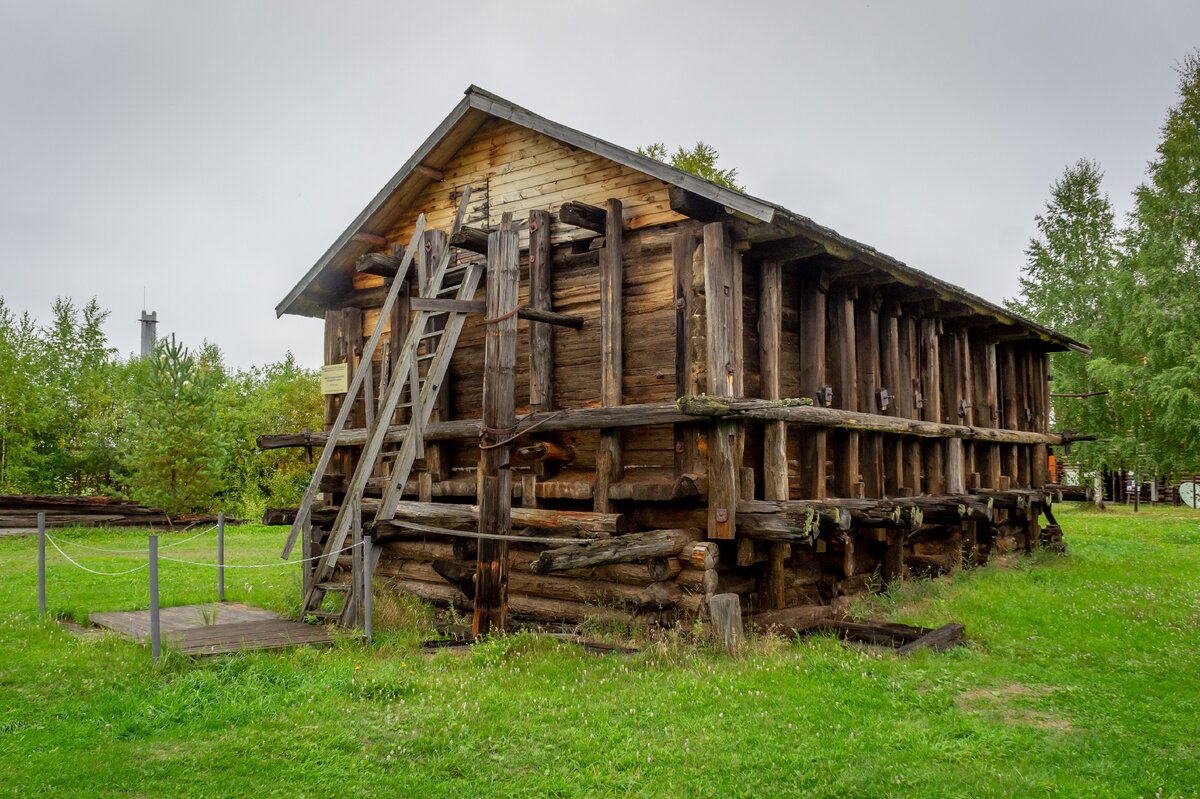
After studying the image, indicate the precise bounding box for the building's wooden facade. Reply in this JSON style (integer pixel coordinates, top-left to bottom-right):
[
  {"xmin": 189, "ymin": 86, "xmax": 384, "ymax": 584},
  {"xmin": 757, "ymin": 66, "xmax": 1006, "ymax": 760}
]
[{"xmin": 263, "ymin": 87, "xmax": 1088, "ymax": 632}]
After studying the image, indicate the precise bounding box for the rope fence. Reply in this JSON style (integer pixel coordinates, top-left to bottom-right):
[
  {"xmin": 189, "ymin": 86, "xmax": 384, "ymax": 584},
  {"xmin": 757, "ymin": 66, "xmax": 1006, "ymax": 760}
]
[{"xmin": 35, "ymin": 511, "xmax": 375, "ymax": 661}]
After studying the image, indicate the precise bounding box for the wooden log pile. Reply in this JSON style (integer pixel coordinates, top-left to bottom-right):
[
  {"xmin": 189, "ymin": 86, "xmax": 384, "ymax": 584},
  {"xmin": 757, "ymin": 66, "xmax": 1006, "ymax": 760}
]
[{"xmin": 0, "ymin": 494, "xmax": 226, "ymax": 528}]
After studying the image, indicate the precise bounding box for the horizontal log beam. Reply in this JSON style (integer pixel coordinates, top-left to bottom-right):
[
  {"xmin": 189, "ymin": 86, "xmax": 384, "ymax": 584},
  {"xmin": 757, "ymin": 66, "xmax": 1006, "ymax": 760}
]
[
  {"xmin": 677, "ymin": 395, "xmax": 1077, "ymax": 446},
  {"xmin": 530, "ymin": 529, "xmax": 700, "ymax": 574},
  {"xmin": 409, "ymin": 298, "xmax": 585, "ymax": 328},
  {"xmin": 449, "ymin": 227, "xmax": 490, "ymax": 254},
  {"xmin": 557, "ymin": 201, "xmax": 607, "ymax": 234},
  {"xmin": 355, "ymin": 252, "xmax": 408, "ymax": 278}
]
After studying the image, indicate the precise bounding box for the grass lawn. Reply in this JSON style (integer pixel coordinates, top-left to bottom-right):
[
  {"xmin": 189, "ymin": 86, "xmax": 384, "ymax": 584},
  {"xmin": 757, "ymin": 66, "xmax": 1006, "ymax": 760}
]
[{"xmin": 1, "ymin": 505, "xmax": 1199, "ymax": 798}]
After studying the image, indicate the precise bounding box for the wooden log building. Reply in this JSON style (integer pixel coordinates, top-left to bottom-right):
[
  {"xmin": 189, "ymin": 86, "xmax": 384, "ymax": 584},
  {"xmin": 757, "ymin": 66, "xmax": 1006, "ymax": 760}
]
[{"xmin": 262, "ymin": 86, "xmax": 1090, "ymax": 634}]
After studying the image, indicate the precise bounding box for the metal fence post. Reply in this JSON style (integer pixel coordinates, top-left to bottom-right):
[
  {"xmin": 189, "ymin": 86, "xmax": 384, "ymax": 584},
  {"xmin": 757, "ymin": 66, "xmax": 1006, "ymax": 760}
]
[
  {"xmin": 363, "ymin": 535, "xmax": 373, "ymax": 644},
  {"xmin": 149, "ymin": 534, "xmax": 160, "ymax": 662},
  {"xmin": 37, "ymin": 512, "xmax": 46, "ymax": 618},
  {"xmin": 217, "ymin": 512, "xmax": 225, "ymax": 602}
]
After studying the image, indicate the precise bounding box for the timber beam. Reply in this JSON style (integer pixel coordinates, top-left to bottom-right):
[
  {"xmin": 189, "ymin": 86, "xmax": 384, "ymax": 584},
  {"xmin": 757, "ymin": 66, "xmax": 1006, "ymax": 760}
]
[
  {"xmin": 557, "ymin": 201, "xmax": 607, "ymax": 234},
  {"xmin": 676, "ymin": 395, "xmax": 1079, "ymax": 446},
  {"xmin": 408, "ymin": 297, "xmax": 584, "ymax": 329},
  {"xmin": 258, "ymin": 399, "xmax": 1087, "ymax": 452}
]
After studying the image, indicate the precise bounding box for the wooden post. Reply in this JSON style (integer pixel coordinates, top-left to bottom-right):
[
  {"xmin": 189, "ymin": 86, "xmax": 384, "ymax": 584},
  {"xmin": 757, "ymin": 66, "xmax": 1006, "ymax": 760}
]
[
  {"xmin": 595, "ymin": 199, "xmax": 624, "ymax": 512},
  {"xmin": 797, "ymin": 272, "xmax": 828, "ymax": 499},
  {"xmin": 759, "ymin": 258, "xmax": 789, "ymax": 609},
  {"xmin": 704, "ymin": 222, "xmax": 739, "ymax": 539},
  {"xmin": 920, "ymin": 317, "xmax": 945, "ymax": 494},
  {"xmin": 217, "ymin": 511, "xmax": 225, "ymax": 603},
  {"xmin": 528, "ymin": 209, "xmax": 554, "ymax": 414},
  {"xmin": 979, "ymin": 341, "xmax": 1002, "ymax": 488},
  {"xmin": 828, "ymin": 286, "xmax": 859, "ymax": 498},
  {"xmin": 880, "ymin": 302, "xmax": 904, "ymax": 496},
  {"xmin": 473, "ymin": 214, "xmax": 520, "ymax": 637},
  {"xmin": 362, "ymin": 535, "xmax": 374, "ymax": 644},
  {"xmin": 855, "ymin": 290, "xmax": 884, "ymax": 497},
  {"xmin": 673, "ymin": 229, "xmax": 703, "ymax": 479},
  {"xmin": 897, "ymin": 314, "xmax": 923, "ymax": 494},
  {"xmin": 709, "ymin": 593, "xmax": 744, "ymax": 656},
  {"xmin": 1000, "ymin": 343, "xmax": 1020, "ymax": 483}
]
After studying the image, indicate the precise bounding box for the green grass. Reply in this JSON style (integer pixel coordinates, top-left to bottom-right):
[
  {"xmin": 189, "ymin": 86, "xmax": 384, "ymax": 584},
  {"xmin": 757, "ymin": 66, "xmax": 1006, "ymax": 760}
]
[{"xmin": 2, "ymin": 507, "xmax": 1199, "ymax": 797}]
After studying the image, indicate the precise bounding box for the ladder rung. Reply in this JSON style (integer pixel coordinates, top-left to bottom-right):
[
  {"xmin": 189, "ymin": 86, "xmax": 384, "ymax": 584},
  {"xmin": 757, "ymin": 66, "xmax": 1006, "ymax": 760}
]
[
  {"xmin": 316, "ymin": 581, "xmax": 351, "ymax": 592},
  {"xmin": 419, "ymin": 330, "xmax": 442, "ymax": 341},
  {"xmin": 308, "ymin": 610, "xmax": 341, "ymax": 620},
  {"xmin": 418, "ymin": 352, "xmax": 437, "ymax": 361},
  {"xmin": 436, "ymin": 284, "xmax": 463, "ymax": 296}
]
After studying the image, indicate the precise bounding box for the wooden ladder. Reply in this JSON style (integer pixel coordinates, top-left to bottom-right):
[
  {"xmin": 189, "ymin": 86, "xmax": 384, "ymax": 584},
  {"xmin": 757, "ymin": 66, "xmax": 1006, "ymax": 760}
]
[{"xmin": 282, "ymin": 191, "xmax": 479, "ymax": 625}]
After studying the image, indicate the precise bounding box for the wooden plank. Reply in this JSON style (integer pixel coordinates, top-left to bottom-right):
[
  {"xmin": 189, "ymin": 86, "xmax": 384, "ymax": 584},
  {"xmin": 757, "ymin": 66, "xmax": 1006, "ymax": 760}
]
[
  {"xmin": 704, "ymin": 222, "xmax": 739, "ymax": 539},
  {"xmin": 423, "ymin": 231, "xmax": 451, "ymax": 485},
  {"xmin": 797, "ymin": 271, "xmax": 827, "ymax": 500},
  {"xmin": 595, "ymin": 198, "xmax": 625, "ymax": 513},
  {"xmin": 528, "ymin": 208, "xmax": 554, "ymax": 413},
  {"xmin": 474, "ymin": 213, "xmax": 520, "ymax": 637}
]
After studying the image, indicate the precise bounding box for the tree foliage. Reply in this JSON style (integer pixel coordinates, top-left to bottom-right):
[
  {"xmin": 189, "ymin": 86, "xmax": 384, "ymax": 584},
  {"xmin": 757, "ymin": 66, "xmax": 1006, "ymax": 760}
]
[
  {"xmin": 1010, "ymin": 50, "xmax": 1200, "ymax": 481},
  {"xmin": 638, "ymin": 141, "xmax": 744, "ymax": 191}
]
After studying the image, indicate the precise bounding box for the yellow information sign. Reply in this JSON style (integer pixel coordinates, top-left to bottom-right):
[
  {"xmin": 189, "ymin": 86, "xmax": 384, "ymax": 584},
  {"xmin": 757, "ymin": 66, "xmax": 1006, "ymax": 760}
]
[{"xmin": 320, "ymin": 363, "xmax": 349, "ymax": 395}]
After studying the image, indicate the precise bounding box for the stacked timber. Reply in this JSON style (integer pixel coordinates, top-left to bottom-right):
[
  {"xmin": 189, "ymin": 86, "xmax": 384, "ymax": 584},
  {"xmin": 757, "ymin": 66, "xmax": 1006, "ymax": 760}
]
[{"xmin": 0, "ymin": 494, "xmax": 221, "ymax": 528}]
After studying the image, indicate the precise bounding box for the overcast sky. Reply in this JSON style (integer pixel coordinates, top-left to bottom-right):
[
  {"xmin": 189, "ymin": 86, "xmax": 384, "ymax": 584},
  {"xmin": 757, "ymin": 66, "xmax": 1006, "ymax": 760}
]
[{"xmin": 1, "ymin": 1, "xmax": 1196, "ymax": 369}]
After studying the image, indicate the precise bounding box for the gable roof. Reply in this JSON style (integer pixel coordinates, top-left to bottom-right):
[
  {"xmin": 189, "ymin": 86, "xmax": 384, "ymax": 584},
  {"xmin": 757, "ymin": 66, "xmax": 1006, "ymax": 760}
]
[{"xmin": 277, "ymin": 86, "xmax": 1089, "ymax": 355}]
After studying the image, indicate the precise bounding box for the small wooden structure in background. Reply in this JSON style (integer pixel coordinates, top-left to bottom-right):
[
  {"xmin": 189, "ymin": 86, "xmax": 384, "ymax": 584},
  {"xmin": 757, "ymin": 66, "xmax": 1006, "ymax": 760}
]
[{"xmin": 262, "ymin": 87, "xmax": 1090, "ymax": 632}]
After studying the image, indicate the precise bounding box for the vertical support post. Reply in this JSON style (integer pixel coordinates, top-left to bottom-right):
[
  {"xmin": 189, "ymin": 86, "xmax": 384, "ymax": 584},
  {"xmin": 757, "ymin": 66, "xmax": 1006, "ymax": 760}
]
[
  {"xmin": 797, "ymin": 272, "xmax": 828, "ymax": 499},
  {"xmin": 149, "ymin": 534, "xmax": 160, "ymax": 662},
  {"xmin": 673, "ymin": 229, "xmax": 703, "ymax": 479},
  {"xmin": 528, "ymin": 209, "xmax": 554, "ymax": 414},
  {"xmin": 828, "ymin": 286, "xmax": 859, "ymax": 497},
  {"xmin": 919, "ymin": 318, "xmax": 945, "ymax": 494},
  {"xmin": 362, "ymin": 535, "xmax": 373, "ymax": 644},
  {"xmin": 980, "ymin": 341, "xmax": 1002, "ymax": 488},
  {"xmin": 37, "ymin": 512, "xmax": 46, "ymax": 617},
  {"xmin": 217, "ymin": 512, "xmax": 225, "ymax": 603},
  {"xmin": 1000, "ymin": 343, "xmax": 1020, "ymax": 482},
  {"xmin": 880, "ymin": 302, "xmax": 904, "ymax": 496},
  {"xmin": 759, "ymin": 259, "xmax": 789, "ymax": 608},
  {"xmin": 300, "ymin": 508, "xmax": 313, "ymax": 600},
  {"xmin": 474, "ymin": 213, "xmax": 519, "ymax": 637},
  {"xmin": 703, "ymin": 221, "xmax": 739, "ymax": 538},
  {"xmin": 708, "ymin": 593, "xmax": 744, "ymax": 656},
  {"xmin": 595, "ymin": 199, "xmax": 624, "ymax": 513},
  {"xmin": 897, "ymin": 313, "xmax": 922, "ymax": 495},
  {"xmin": 855, "ymin": 290, "xmax": 883, "ymax": 497}
]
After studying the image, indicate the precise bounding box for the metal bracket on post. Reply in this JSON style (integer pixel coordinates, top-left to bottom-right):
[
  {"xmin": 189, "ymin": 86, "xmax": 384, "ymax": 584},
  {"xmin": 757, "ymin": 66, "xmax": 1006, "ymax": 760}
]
[
  {"xmin": 149, "ymin": 534, "xmax": 160, "ymax": 662},
  {"xmin": 217, "ymin": 512, "xmax": 225, "ymax": 603},
  {"xmin": 37, "ymin": 512, "xmax": 46, "ymax": 618}
]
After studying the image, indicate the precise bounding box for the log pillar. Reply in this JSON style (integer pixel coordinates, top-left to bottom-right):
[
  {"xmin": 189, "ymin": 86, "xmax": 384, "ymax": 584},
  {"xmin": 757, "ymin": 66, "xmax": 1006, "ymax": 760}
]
[
  {"xmin": 672, "ymin": 229, "xmax": 704, "ymax": 479},
  {"xmin": 703, "ymin": 222, "xmax": 740, "ymax": 539},
  {"xmin": 797, "ymin": 271, "xmax": 828, "ymax": 499},
  {"xmin": 919, "ymin": 317, "xmax": 944, "ymax": 494},
  {"xmin": 759, "ymin": 258, "xmax": 789, "ymax": 608},
  {"xmin": 880, "ymin": 302, "xmax": 904, "ymax": 496},
  {"xmin": 595, "ymin": 199, "xmax": 625, "ymax": 512},
  {"xmin": 855, "ymin": 290, "xmax": 884, "ymax": 497},
  {"xmin": 828, "ymin": 286, "xmax": 859, "ymax": 498},
  {"xmin": 473, "ymin": 214, "xmax": 520, "ymax": 636}
]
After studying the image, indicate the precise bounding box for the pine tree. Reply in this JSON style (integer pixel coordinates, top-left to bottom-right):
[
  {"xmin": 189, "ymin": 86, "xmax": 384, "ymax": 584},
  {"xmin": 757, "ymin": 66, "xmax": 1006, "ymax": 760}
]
[
  {"xmin": 1109, "ymin": 51, "xmax": 1200, "ymax": 474},
  {"xmin": 638, "ymin": 142, "xmax": 743, "ymax": 191},
  {"xmin": 120, "ymin": 335, "xmax": 228, "ymax": 514},
  {"xmin": 1007, "ymin": 160, "xmax": 1120, "ymax": 474}
]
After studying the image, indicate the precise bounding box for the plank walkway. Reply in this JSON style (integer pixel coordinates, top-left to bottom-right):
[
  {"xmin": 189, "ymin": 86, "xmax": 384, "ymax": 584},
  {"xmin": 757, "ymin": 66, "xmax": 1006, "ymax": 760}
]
[{"xmin": 89, "ymin": 602, "xmax": 334, "ymax": 656}]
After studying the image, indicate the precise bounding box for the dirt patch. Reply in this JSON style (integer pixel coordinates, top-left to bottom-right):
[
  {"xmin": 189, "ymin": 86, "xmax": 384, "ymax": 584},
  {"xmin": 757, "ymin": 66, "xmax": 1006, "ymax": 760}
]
[
  {"xmin": 58, "ymin": 620, "xmax": 106, "ymax": 640},
  {"xmin": 956, "ymin": 683, "xmax": 1076, "ymax": 732}
]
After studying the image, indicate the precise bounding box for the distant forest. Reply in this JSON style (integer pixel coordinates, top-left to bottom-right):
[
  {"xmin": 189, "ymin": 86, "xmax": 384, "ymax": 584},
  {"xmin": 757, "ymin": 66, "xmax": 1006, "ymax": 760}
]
[{"xmin": 0, "ymin": 296, "xmax": 320, "ymax": 516}]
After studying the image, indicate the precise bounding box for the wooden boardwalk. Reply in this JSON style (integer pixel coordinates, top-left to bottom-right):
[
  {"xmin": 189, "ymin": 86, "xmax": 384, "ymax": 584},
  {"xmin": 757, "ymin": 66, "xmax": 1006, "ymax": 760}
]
[{"xmin": 89, "ymin": 602, "xmax": 333, "ymax": 656}]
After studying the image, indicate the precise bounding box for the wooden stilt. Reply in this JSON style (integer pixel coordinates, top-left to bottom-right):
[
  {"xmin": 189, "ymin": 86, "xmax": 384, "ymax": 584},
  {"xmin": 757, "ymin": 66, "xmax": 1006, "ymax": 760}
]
[
  {"xmin": 595, "ymin": 199, "xmax": 624, "ymax": 512},
  {"xmin": 703, "ymin": 221, "xmax": 739, "ymax": 539},
  {"xmin": 473, "ymin": 214, "xmax": 520, "ymax": 637},
  {"xmin": 828, "ymin": 286, "xmax": 859, "ymax": 498},
  {"xmin": 759, "ymin": 258, "xmax": 789, "ymax": 608},
  {"xmin": 797, "ymin": 272, "xmax": 828, "ymax": 500}
]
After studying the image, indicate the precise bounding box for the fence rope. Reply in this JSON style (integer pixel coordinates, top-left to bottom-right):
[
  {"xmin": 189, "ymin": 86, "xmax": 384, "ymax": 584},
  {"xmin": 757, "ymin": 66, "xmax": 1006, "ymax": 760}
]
[
  {"xmin": 44, "ymin": 533, "xmax": 150, "ymax": 576},
  {"xmin": 48, "ymin": 524, "xmax": 218, "ymax": 555},
  {"xmin": 159, "ymin": 540, "xmax": 362, "ymax": 569}
]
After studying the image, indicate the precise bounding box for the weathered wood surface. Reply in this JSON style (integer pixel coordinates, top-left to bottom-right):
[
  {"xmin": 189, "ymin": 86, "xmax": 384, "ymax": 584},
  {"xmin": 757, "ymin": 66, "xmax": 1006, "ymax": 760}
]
[
  {"xmin": 530, "ymin": 529, "xmax": 700, "ymax": 573},
  {"xmin": 595, "ymin": 198, "xmax": 625, "ymax": 513},
  {"xmin": 703, "ymin": 222, "xmax": 739, "ymax": 539},
  {"xmin": 709, "ymin": 593, "xmax": 744, "ymax": 655},
  {"xmin": 676, "ymin": 396, "xmax": 1073, "ymax": 445},
  {"xmin": 90, "ymin": 602, "xmax": 332, "ymax": 656},
  {"xmin": 474, "ymin": 216, "xmax": 520, "ymax": 636}
]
